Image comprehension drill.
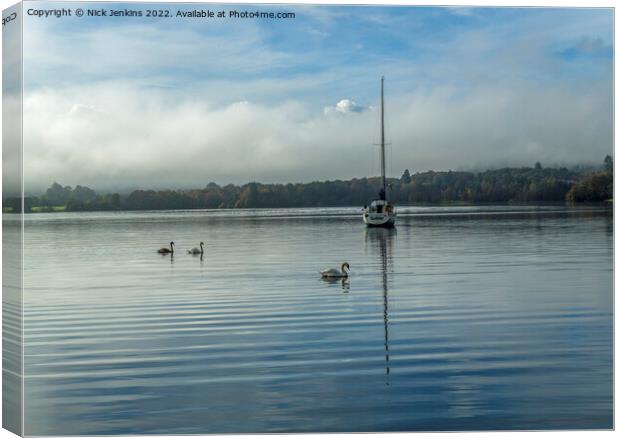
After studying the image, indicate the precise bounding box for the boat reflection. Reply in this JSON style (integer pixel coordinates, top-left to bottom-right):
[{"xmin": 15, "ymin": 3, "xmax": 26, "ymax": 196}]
[{"xmin": 365, "ymin": 227, "xmax": 396, "ymax": 383}]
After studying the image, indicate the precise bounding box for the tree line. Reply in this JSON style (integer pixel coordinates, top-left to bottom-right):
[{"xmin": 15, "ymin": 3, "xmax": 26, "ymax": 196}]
[{"xmin": 4, "ymin": 157, "xmax": 613, "ymax": 213}]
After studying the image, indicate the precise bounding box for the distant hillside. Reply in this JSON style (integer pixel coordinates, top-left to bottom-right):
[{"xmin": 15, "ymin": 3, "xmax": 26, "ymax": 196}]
[{"xmin": 3, "ymin": 157, "xmax": 613, "ymax": 213}]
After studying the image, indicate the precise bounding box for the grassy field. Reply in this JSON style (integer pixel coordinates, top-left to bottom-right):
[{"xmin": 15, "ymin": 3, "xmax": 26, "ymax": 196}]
[{"xmin": 30, "ymin": 206, "xmax": 67, "ymax": 213}]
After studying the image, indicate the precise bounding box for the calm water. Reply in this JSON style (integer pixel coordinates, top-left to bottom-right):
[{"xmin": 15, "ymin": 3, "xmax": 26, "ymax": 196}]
[{"xmin": 21, "ymin": 205, "xmax": 612, "ymax": 434}]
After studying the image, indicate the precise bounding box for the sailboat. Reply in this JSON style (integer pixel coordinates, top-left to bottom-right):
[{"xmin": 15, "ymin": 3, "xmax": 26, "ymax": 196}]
[{"xmin": 363, "ymin": 77, "xmax": 396, "ymax": 228}]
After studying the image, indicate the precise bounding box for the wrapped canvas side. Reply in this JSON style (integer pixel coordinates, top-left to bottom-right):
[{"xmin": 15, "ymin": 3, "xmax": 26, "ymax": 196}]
[{"xmin": 2, "ymin": 2, "xmax": 23, "ymax": 436}]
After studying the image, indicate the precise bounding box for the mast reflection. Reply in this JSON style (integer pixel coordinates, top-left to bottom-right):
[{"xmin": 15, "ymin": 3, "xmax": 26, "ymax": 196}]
[{"xmin": 365, "ymin": 227, "xmax": 396, "ymax": 383}]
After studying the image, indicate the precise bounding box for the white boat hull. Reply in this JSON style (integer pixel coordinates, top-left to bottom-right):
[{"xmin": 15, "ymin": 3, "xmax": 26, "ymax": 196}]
[
  {"xmin": 363, "ymin": 213, "xmax": 396, "ymax": 227},
  {"xmin": 363, "ymin": 200, "xmax": 396, "ymax": 228}
]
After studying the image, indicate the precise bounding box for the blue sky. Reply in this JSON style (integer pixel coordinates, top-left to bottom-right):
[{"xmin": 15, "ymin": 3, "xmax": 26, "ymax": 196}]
[{"xmin": 17, "ymin": 2, "xmax": 613, "ymax": 192}]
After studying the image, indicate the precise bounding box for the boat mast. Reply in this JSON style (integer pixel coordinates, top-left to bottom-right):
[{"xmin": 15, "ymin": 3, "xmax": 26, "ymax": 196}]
[{"xmin": 380, "ymin": 76, "xmax": 386, "ymax": 200}]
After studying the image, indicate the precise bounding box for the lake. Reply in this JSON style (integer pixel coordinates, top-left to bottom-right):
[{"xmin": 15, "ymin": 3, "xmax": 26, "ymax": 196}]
[{"xmin": 19, "ymin": 205, "xmax": 612, "ymax": 434}]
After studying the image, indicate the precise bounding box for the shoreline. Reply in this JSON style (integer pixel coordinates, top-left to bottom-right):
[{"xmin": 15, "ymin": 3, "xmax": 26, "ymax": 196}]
[{"xmin": 6, "ymin": 202, "xmax": 612, "ymax": 216}]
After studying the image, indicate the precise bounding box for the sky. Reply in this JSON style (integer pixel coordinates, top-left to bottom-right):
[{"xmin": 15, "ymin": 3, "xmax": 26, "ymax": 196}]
[{"xmin": 12, "ymin": 2, "xmax": 614, "ymax": 193}]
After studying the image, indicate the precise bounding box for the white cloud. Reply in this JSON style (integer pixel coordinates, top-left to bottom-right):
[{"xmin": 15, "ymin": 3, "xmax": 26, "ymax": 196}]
[
  {"xmin": 68, "ymin": 104, "xmax": 103, "ymax": 117},
  {"xmin": 19, "ymin": 78, "xmax": 612, "ymax": 194},
  {"xmin": 22, "ymin": 85, "xmax": 378, "ymax": 193},
  {"xmin": 447, "ymin": 7, "xmax": 476, "ymax": 17},
  {"xmin": 324, "ymin": 99, "xmax": 368, "ymax": 115},
  {"xmin": 306, "ymin": 26, "xmax": 329, "ymax": 37}
]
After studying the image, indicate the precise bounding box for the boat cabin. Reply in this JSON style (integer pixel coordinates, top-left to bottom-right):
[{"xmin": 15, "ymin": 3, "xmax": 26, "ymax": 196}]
[{"xmin": 367, "ymin": 199, "xmax": 393, "ymax": 214}]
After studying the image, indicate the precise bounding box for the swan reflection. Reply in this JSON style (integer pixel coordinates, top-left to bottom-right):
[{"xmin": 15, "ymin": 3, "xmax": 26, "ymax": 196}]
[{"xmin": 320, "ymin": 275, "xmax": 350, "ymax": 291}]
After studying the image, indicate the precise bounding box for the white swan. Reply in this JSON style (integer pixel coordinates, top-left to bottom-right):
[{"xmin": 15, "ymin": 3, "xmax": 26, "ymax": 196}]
[
  {"xmin": 188, "ymin": 242, "xmax": 204, "ymax": 255},
  {"xmin": 158, "ymin": 241, "xmax": 174, "ymax": 254},
  {"xmin": 320, "ymin": 262, "xmax": 350, "ymax": 278}
]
